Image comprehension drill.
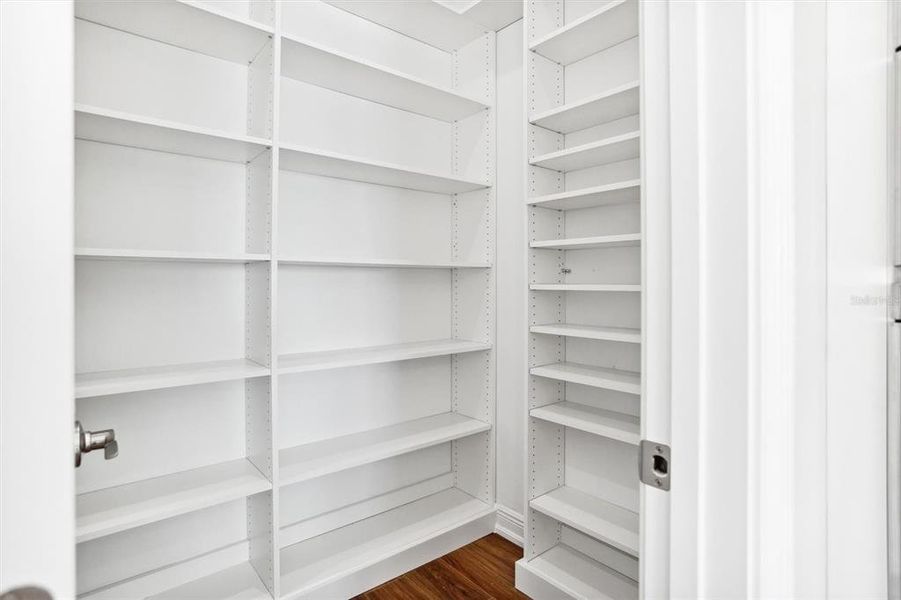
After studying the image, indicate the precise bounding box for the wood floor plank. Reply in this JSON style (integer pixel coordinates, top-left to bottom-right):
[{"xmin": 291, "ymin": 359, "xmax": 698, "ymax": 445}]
[{"xmin": 353, "ymin": 534, "xmax": 526, "ymax": 599}]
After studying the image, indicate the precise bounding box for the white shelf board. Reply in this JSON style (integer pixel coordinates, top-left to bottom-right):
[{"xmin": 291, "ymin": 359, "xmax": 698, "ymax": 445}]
[
  {"xmin": 280, "ymin": 412, "xmax": 490, "ymax": 486},
  {"xmin": 531, "ymin": 132, "xmax": 640, "ymax": 172},
  {"xmin": 530, "ymin": 363, "xmax": 641, "ymax": 395},
  {"xmin": 530, "ymin": 401, "xmax": 640, "ymax": 445},
  {"xmin": 75, "ymin": 0, "xmax": 273, "ymax": 64},
  {"xmin": 531, "ymin": 487, "xmax": 639, "ymax": 556},
  {"xmin": 529, "ymin": 0, "xmax": 639, "ymax": 66},
  {"xmin": 279, "ymin": 257, "xmax": 489, "ymax": 269},
  {"xmin": 458, "ymin": 0, "xmax": 523, "ymax": 30},
  {"xmin": 149, "ymin": 562, "xmax": 269, "ymax": 600},
  {"xmin": 76, "ymin": 105, "xmax": 270, "ymax": 163},
  {"xmin": 530, "ymin": 283, "xmax": 641, "ymax": 292},
  {"xmin": 530, "ymin": 324, "xmax": 641, "ymax": 344},
  {"xmin": 528, "ymin": 180, "xmax": 641, "ymax": 211},
  {"xmin": 530, "ymin": 233, "xmax": 641, "ymax": 250},
  {"xmin": 321, "ymin": 0, "xmax": 489, "ymax": 52},
  {"xmin": 279, "ymin": 143, "xmax": 490, "ymax": 194},
  {"xmin": 279, "ymin": 339, "xmax": 490, "ymax": 375},
  {"xmin": 76, "ymin": 458, "xmax": 271, "ymax": 543},
  {"xmin": 281, "ymin": 35, "xmax": 488, "ymax": 122},
  {"xmin": 280, "ymin": 488, "xmax": 493, "ymax": 597},
  {"xmin": 76, "ymin": 358, "xmax": 270, "ymax": 398},
  {"xmin": 75, "ymin": 248, "xmax": 270, "ymax": 264},
  {"xmin": 530, "ymin": 81, "xmax": 640, "ymax": 134},
  {"xmin": 517, "ymin": 544, "xmax": 638, "ymax": 600}
]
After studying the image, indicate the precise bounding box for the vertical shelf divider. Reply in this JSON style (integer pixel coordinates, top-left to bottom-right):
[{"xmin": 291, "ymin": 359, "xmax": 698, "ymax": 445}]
[{"xmin": 244, "ymin": 2, "xmax": 280, "ymax": 597}]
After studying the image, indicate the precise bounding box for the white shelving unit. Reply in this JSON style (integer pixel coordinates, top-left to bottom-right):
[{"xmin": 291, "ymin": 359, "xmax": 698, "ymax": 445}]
[
  {"xmin": 73, "ymin": 0, "xmax": 499, "ymax": 597},
  {"xmin": 518, "ymin": 0, "xmax": 644, "ymax": 596}
]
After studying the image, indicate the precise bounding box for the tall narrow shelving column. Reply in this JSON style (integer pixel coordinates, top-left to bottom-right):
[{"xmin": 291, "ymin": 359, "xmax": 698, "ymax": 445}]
[
  {"xmin": 273, "ymin": 2, "xmax": 498, "ymax": 598},
  {"xmin": 517, "ymin": 1, "xmax": 643, "ymax": 598},
  {"xmin": 73, "ymin": 1, "xmax": 280, "ymax": 597}
]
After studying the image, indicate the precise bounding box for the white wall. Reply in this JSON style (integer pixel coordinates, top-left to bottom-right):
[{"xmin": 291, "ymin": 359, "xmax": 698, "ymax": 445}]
[{"xmin": 495, "ymin": 18, "xmax": 526, "ymax": 537}]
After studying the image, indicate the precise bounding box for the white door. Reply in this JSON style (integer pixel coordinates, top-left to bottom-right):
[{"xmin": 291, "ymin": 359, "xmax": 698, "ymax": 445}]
[{"xmin": 0, "ymin": 1, "xmax": 75, "ymax": 597}]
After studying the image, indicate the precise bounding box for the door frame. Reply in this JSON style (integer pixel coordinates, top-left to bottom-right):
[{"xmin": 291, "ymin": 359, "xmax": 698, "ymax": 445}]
[{"xmin": 0, "ymin": 1, "xmax": 75, "ymax": 596}]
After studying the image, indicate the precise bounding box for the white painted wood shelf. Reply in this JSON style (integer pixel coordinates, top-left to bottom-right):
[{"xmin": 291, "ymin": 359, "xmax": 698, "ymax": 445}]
[
  {"xmin": 530, "ymin": 486, "xmax": 639, "ymax": 556},
  {"xmin": 279, "ymin": 412, "xmax": 491, "ymax": 487},
  {"xmin": 280, "ymin": 143, "xmax": 490, "ymax": 194},
  {"xmin": 75, "ymin": 248, "xmax": 270, "ymax": 263},
  {"xmin": 530, "ymin": 363, "xmax": 641, "ymax": 395},
  {"xmin": 528, "ymin": 180, "xmax": 641, "ymax": 211},
  {"xmin": 531, "ymin": 132, "xmax": 640, "ymax": 172},
  {"xmin": 530, "ymin": 283, "xmax": 641, "ymax": 292},
  {"xmin": 530, "ymin": 401, "xmax": 640, "ymax": 446},
  {"xmin": 75, "ymin": 105, "xmax": 271, "ymax": 164},
  {"xmin": 517, "ymin": 544, "xmax": 638, "ymax": 600},
  {"xmin": 76, "ymin": 458, "xmax": 271, "ymax": 543},
  {"xmin": 149, "ymin": 562, "xmax": 270, "ymax": 600},
  {"xmin": 530, "ymin": 81, "xmax": 640, "ymax": 134},
  {"xmin": 321, "ymin": 0, "xmax": 489, "ymax": 53},
  {"xmin": 530, "ymin": 324, "xmax": 641, "ymax": 344},
  {"xmin": 529, "ymin": 0, "xmax": 639, "ymax": 66},
  {"xmin": 280, "ymin": 488, "xmax": 494, "ymax": 598},
  {"xmin": 278, "ymin": 257, "xmax": 490, "ymax": 269},
  {"xmin": 461, "ymin": 0, "xmax": 523, "ymax": 31},
  {"xmin": 74, "ymin": 0, "xmax": 274, "ymax": 64},
  {"xmin": 530, "ymin": 234, "xmax": 641, "ymax": 250},
  {"xmin": 75, "ymin": 358, "xmax": 270, "ymax": 399},
  {"xmin": 281, "ymin": 34, "xmax": 488, "ymax": 122},
  {"xmin": 279, "ymin": 339, "xmax": 490, "ymax": 375}
]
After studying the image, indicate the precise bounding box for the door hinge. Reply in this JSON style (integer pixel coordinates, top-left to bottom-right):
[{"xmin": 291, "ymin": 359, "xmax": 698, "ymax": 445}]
[{"xmin": 640, "ymin": 440, "xmax": 670, "ymax": 491}]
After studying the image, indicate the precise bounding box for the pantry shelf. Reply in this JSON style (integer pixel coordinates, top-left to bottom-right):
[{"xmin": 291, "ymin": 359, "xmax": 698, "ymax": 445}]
[
  {"xmin": 530, "ymin": 283, "xmax": 641, "ymax": 292},
  {"xmin": 530, "ymin": 81, "xmax": 640, "ymax": 134},
  {"xmin": 75, "ymin": 248, "xmax": 270, "ymax": 263},
  {"xmin": 278, "ymin": 257, "xmax": 490, "ymax": 269},
  {"xmin": 281, "ymin": 34, "xmax": 488, "ymax": 122},
  {"xmin": 530, "ymin": 234, "xmax": 641, "ymax": 250},
  {"xmin": 530, "ymin": 363, "xmax": 641, "ymax": 395},
  {"xmin": 531, "ymin": 132, "xmax": 640, "ymax": 172},
  {"xmin": 76, "ymin": 458, "xmax": 271, "ymax": 543},
  {"xmin": 528, "ymin": 180, "xmax": 641, "ymax": 210},
  {"xmin": 149, "ymin": 562, "xmax": 270, "ymax": 600},
  {"xmin": 321, "ymin": 0, "xmax": 489, "ymax": 52},
  {"xmin": 516, "ymin": 544, "xmax": 638, "ymax": 600},
  {"xmin": 75, "ymin": 105, "xmax": 271, "ymax": 164},
  {"xmin": 530, "ymin": 401, "xmax": 640, "ymax": 445},
  {"xmin": 279, "ymin": 143, "xmax": 490, "ymax": 194},
  {"xmin": 279, "ymin": 412, "xmax": 491, "ymax": 487},
  {"xmin": 530, "ymin": 324, "xmax": 641, "ymax": 344},
  {"xmin": 279, "ymin": 338, "xmax": 490, "ymax": 375},
  {"xmin": 530, "ymin": 486, "xmax": 639, "ymax": 556},
  {"xmin": 529, "ymin": 0, "xmax": 639, "ymax": 66},
  {"xmin": 74, "ymin": 0, "xmax": 273, "ymax": 64},
  {"xmin": 75, "ymin": 358, "xmax": 270, "ymax": 399}
]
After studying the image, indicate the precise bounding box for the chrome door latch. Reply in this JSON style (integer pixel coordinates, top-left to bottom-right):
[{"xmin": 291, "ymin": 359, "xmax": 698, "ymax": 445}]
[
  {"xmin": 640, "ymin": 440, "xmax": 670, "ymax": 491},
  {"xmin": 75, "ymin": 421, "xmax": 118, "ymax": 467}
]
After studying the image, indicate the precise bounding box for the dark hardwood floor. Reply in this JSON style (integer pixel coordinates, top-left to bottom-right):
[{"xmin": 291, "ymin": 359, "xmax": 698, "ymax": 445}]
[{"xmin": 353, "ymin": 534, "xmax": 530, "ymax": 600}]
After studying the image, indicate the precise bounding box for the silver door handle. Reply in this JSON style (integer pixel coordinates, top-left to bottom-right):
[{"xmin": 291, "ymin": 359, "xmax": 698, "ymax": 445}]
[{"xmin": 74, "ymin": 420, "xmax": 118, "ymax": 467}]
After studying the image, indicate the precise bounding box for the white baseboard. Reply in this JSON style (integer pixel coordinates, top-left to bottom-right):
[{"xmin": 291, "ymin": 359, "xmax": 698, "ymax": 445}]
[{"xmin": 494, "ymin": 504, "xmax": 524, "ymax": 546}]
